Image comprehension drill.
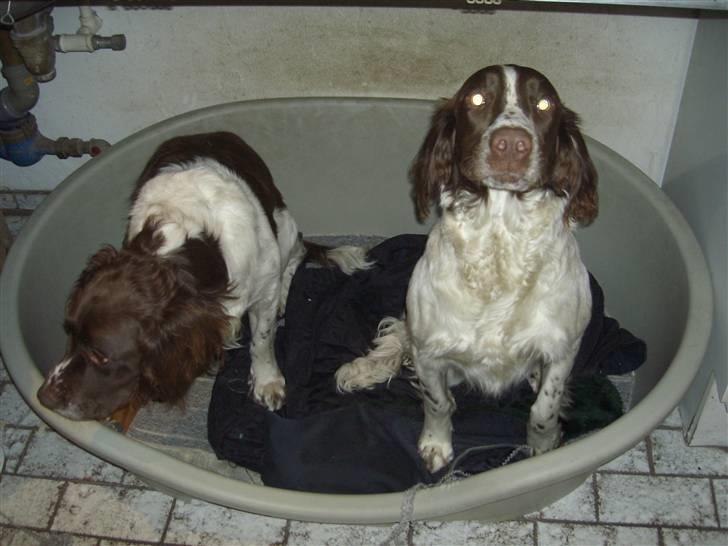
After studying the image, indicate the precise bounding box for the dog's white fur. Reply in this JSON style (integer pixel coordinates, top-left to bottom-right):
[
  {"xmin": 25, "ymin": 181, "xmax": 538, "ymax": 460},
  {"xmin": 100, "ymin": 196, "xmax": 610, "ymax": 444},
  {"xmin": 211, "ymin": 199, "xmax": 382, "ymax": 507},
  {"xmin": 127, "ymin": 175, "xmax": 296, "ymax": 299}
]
[
  {"xmin": 129, "ymin": 157, "xmax": 369, "ymax": 411},
  {"xmin": 336, "ymin": 66, "xmax": 594, "ymax": 472}
]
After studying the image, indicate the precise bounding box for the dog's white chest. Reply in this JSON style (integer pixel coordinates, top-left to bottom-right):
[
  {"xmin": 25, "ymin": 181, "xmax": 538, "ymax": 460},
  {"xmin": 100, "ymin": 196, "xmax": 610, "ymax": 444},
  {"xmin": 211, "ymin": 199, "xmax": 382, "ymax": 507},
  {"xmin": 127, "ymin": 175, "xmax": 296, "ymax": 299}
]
[{"xmin": 408, "ymin": 192, "xmax": 587, "ymax": 394}]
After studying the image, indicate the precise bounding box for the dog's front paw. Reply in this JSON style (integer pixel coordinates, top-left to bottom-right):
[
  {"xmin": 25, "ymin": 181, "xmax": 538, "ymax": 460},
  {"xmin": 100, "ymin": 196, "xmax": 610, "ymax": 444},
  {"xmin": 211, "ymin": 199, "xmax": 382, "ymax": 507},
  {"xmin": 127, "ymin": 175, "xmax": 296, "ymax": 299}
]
[
  {"xmin": 418, "ymin": 438, "xmax": 454, "ymax": 474},
  {"xmin": 527, "ymin": 422, "xmax": 561, "ymax": 455},
  {"xmin": 252, "ymin": 377, "xmax": 286, "ymax": 411}
]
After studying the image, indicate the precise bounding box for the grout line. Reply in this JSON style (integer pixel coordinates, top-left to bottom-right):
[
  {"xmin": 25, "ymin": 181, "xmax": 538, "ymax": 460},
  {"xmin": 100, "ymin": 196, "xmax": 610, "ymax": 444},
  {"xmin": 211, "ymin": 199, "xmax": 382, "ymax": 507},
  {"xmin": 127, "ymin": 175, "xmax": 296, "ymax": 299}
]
[
  {"xmin": 532, "ymin": 520, "xmax": 538, "ymax": 546},
  {"xmin": 592, "ymin": 473, "xmax": 601, "ymax": 523},
  {"xmin": 47, "ymin": 480, "xmax": 69, "ymax": 532},
  {"xmin": 535, "ymin": 519, "xmax": 725, "ymax": 533},
  {"xmin": 280, "ymin": 519, "xmax": 292, "ymax": 546},
  {"xmin": 12, "ymin": 427, "xmax": 38, "ymax": 476},
  {"xmin": 598, "ymin": 468, "xmax": 728, "ymax": 480},
  {"xmin": 159, "ymin": 497, "xmax": 177, "ymax": 545},
  {"xmin": 0, "ymin": 208, "xmax": 34, "ymax": 216},
  {"xmin": 646, "ymin": 433, "xmax": 657, "ymax": 475},
  {"xmin": 657, "ymin": 526, "xmax": 665, "ymax": 546},
  {"xmin": 709, "ymin": 478, "xmax": 722, "ymax": 528},
  {"xmin": 8, "ymin": 471, "xmax": 159, "ymax": 489}
]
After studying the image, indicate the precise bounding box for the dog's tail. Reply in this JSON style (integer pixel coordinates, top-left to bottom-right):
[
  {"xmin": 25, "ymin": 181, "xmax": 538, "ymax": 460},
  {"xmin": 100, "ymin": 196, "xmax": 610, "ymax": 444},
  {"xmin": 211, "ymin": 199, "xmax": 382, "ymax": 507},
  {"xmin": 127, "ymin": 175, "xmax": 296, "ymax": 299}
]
[
  {"xmin": 303, "ymin": 240, "xmax": 374, "ymax": 275},
  {"xmin": 335, "ymin": 317, "xmax": 408, "ymax": 392}
]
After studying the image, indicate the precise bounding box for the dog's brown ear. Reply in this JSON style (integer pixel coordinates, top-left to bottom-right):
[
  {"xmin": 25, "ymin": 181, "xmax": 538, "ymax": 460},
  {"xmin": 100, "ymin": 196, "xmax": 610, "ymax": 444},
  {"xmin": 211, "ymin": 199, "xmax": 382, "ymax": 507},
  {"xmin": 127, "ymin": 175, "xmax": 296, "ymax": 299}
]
[
  {"xmin": 553, "ymin": 108, "xmax": 598, "ymax": 226},
  {"xmin": 409, "ymin": 98, "xmax": 457, "ymax": 221},
  {"xmin": 74, "ymin": 245, "xmax": 119, "ymax": 291}
]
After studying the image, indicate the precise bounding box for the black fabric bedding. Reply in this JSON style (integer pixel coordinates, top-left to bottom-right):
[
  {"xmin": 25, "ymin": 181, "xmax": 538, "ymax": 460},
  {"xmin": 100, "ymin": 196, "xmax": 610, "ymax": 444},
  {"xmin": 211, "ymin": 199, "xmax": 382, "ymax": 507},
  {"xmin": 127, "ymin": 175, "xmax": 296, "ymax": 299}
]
[{"xmin": 207, "ymin": 235, "xmax": 646, "ymax": 494}]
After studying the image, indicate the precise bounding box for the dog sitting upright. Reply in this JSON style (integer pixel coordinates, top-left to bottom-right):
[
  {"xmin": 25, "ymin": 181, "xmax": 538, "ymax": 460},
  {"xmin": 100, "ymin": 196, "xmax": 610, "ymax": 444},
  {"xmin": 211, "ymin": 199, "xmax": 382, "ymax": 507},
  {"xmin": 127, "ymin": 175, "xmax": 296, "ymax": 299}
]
[
  {"xmin": 37, "ymin": 131, "xmax": 370, "ymax": 430},
  {"xmin": 336, "ymin": 65, "xmax": 598, "ymax": 472}
]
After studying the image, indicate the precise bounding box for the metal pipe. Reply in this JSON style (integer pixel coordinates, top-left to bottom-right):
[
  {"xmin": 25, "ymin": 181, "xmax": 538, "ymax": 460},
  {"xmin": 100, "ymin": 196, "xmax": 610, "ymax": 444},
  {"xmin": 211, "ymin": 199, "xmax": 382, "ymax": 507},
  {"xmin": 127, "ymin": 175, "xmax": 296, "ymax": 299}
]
[
  {"xmin": 54, "ymin": 6, "xmax": 126, "ymax": 53},
  {"xmin": 0, "ymin": 113, "xmax": 110, "ymax": 166},
  {"xmin": 9, "ymin": 7, "xmax": 56, "ymax": 82},
  {"xmin": 0, "ymin": 4, "xmax": 114, "ymax": 166},
  {"xmin": 0, "ymin": 30, "xmax": 40, "ymax": 123}
]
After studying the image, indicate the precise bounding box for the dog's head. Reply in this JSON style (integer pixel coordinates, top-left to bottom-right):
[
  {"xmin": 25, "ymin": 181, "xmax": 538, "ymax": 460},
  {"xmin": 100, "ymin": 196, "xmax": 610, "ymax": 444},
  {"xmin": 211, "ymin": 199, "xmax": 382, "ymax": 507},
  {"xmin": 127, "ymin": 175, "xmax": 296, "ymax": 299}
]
[
  {"xmin": 37, "ymin": 227, "xmax": 230, "ymax": 423},
  {"xmin": 411, "ymin": 64, "xmax": 598, "ymax": 225}
]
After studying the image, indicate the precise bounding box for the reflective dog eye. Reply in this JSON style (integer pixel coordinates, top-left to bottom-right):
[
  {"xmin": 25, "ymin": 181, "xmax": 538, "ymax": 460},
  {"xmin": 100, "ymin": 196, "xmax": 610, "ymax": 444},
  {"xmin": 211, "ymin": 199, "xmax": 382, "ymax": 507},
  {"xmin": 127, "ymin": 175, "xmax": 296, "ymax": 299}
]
[
  {"xmin": 87, "ymin": 349, "xmax": 109, "ymax": 367},
  {"xmin": 470, "ymin": 93, "xmax": 485, "ymax": 107},
  {"xmin": 536, "ymin": 98, "xmax": 551, "ymax": 112}
]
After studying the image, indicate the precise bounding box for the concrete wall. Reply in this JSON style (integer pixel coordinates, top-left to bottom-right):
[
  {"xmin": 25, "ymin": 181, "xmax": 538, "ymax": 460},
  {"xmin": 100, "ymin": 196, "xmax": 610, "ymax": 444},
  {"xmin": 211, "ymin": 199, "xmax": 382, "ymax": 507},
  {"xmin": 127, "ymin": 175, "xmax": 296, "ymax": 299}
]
[
  {"xmin": 1, "ymin": 4, "xmax": 696, "ymax": 192},
  {"xmin": 662, "ymin": 15, "xmax": 727, "ymax": 445}
]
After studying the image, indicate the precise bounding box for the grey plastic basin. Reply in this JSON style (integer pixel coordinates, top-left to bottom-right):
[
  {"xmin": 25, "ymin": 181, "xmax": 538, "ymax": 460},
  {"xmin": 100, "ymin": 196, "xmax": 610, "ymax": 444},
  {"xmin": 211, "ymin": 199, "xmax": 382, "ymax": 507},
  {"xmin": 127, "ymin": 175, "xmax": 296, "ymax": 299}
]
[{"xmin": 0, "ymin": 98, "xmax": 712, "ymax": 523}]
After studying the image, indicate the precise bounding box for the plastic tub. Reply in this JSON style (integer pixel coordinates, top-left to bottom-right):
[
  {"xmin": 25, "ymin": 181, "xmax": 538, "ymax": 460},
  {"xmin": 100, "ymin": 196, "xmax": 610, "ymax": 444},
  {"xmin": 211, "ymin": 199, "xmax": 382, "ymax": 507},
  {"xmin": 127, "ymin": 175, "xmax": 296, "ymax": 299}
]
[{"xmin": 0, "ymin": 98, "xmax": 712, "ymax": 523}]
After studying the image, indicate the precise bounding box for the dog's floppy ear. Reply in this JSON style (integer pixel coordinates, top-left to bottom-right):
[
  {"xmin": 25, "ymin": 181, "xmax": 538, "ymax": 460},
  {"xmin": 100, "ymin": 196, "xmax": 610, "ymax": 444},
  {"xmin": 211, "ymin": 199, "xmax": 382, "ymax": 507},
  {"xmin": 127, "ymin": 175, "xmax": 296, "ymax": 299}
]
[
  {"xmin": 553, "ymin": 108, "xmax": 598, "ymax": 226},
  {"xmin": 409, "ymin": 98, "xmax": 457, "ymax": 221},
  {"xmin": 74, "ymin": 245, "xmax": 119, "ymax": 291},
  {"xmin": 137, "ymin": 297, "xmax": 228, "ymax": 405}
]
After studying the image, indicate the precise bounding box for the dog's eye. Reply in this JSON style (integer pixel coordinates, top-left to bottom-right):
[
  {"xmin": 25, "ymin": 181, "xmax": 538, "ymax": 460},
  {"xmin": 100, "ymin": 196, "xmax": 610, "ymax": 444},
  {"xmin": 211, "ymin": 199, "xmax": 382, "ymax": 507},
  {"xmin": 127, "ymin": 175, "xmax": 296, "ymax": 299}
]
[
  {"xmin": 536, "ymin": 98, "xmax": 552, "ymax": 112},
  {"xmin": 87, "ymin": 349, "xmax": 109, "ymax": 367},
  {"xmin": 469, "ymin": 93, "xmax": 487, "ymax": 107}
]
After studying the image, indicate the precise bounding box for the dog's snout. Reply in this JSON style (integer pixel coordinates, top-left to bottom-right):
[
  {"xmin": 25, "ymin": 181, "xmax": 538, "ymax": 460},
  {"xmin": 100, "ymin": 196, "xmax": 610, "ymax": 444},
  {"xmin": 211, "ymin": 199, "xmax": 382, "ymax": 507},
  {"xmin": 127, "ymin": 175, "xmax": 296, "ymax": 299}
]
[{"xmin": 489, "ymin": 127, "xmax": 532, "ymax": 164}]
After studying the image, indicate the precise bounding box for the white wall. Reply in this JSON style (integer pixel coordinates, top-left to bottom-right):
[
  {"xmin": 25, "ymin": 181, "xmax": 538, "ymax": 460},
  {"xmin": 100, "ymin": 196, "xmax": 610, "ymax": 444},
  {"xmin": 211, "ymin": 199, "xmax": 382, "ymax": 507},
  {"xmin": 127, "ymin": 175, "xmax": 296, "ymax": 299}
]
[
  {"xmin": 1, "ymin": 5, "xmax": 696, "ymax": 191},
  {"xmin": 663, "ymin": 16, "xmax": 727, "ymax": 445}
]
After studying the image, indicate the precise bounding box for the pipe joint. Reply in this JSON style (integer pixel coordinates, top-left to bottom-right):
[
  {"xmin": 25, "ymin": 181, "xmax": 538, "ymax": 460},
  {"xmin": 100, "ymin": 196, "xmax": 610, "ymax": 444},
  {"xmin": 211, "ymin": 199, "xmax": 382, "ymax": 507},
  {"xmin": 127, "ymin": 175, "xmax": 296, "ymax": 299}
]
[
  {"xmin": 0, "ymin": 114, "xmax": 111, "ymax": 166},
  {"xmin": 9, "ymin": 7, "xmax": 56, "ymax": 82},
  {"xmin": 0, "ymin": 64, "xmax": 40, "ymax": 122}
]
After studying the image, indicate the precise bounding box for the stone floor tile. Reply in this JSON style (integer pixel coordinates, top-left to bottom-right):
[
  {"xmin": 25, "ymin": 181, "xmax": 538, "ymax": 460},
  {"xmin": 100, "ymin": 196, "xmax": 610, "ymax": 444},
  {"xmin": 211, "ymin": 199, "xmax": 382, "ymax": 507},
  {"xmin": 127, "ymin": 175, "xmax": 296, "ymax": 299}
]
[
  {"xmin": 288, "ymin": 521, "xmax": 393, "ymax": 546},
  {"xmin": 165, "ymin": 498, "xmax": 287, "ymax": 546},
  {"xmin": 597, "ymin": 474, "xmax": 717, "ymax": 527},
  {"xmin": 537, "ymin": 522, "xmax": 658, "ymax": 546},
  {"xmin": 52, "ymin": 483, "xmax": 173, "ymax": 542},
  {"xmin": 1, "ymin": 426, "xmax": 33, "ymax": 473},
  {"xmin": 715, "ymin": 479, "xmax": 728, "ymax": 528},
  {"xmin": 4, "ymin": 215, "xmax": 29, "ymax": 237},
  {"xmin": 14, "ymin": 192, "xmax": 47, "ymax": 209},
  {"xmin": 0, "ymin": 383, "xmax": 43, "ymax": 427},
  {"xmin": 598, "ymin": 440, "xmax": 650, "ymax": 474},
  {"xmin": 0, "ymin": 527, "xmax": 99, "ymax": 546},
  {"xmin": 0, "ymin": 527, "xmax": 98, "ymax": 546},
  {"xmin": 537, "ymin": 476, "xmax": 597, "ymax": 522},
  {"xmin": 17, "ymin": 429, "xmax": 124, "ymax": 483},
  {"xmin": 409, "ymin": 520, "xmax": 535, "ymax": 546},
  {"xmin": 0, "ymin": 191, "xmax": 18, "ymax": 208},
  {"xmin": 464, "ymin": 520, "xmax": 535, "ymax": 545},
  {"xmin": 651, "ymin": 429, "xmax": 728, "ymax": 476},
  {"xmin": 410, "ymin": 521, "xmax": 467, "ymax": 546},
  {"xmin": 0, "ymin": 475, "xmax": 64, "ymax": 528},
  {"xmin": 662, "ymin": 528, "xmax": 728, "ymax": 546}
]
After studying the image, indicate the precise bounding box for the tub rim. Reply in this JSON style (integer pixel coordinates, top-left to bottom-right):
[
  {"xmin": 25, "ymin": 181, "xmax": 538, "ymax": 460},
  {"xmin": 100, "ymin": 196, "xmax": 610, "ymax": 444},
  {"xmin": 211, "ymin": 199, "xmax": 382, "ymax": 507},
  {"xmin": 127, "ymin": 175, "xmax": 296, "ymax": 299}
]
[{"xmin": 0, "ymin": 97, "xmax": 713, "ymax": 523}]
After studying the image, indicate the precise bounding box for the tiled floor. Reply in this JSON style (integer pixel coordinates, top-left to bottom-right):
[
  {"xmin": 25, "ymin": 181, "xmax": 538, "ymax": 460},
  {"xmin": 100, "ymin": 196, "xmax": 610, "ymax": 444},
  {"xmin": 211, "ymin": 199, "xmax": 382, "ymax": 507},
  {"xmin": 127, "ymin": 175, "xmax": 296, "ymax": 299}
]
[{"xmin": 1, "ymin": 355, "xmax": 726, "ymax": 546}]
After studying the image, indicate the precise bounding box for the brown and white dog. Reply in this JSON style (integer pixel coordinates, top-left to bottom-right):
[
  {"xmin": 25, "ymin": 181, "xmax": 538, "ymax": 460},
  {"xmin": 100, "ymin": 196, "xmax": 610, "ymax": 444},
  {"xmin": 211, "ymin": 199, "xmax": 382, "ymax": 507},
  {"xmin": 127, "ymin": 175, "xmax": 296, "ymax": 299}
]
[
  {"xmin": 336, "ymin": 65, "xmax": 598, "ymax": 472},
  {"xmin": 37, "ymin": 131, "xmax": 370, "ymax": 430}
]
